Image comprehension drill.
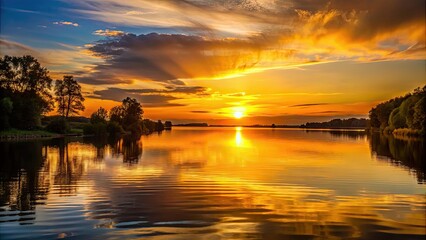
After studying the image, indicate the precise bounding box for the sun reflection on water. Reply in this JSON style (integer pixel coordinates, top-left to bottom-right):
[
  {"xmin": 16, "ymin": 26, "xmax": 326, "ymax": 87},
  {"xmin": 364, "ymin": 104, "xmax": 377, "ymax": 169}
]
[{"xmin": 235, "ymin": 126, "xmax": 244, "ymax": 147}]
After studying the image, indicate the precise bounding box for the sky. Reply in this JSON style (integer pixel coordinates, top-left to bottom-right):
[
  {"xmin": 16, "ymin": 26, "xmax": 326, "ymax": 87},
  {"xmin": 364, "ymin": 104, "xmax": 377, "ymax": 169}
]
[{"xmin": 0, "ymin": 0, "xmax": 425, "ymax": 125}]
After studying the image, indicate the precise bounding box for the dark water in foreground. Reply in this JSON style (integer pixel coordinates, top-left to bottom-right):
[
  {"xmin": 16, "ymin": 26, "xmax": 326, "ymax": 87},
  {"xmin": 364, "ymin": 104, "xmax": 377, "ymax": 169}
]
[{"xmin": 0, "ymin": 127, "xmax": 425, "ymax": 240}]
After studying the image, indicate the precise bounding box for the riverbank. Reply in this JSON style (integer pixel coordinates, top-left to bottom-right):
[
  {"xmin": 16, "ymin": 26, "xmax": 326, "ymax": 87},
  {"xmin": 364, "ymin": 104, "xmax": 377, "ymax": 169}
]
[
  {"xmin": 0, "ymin": 129, "xmax": 61, "ymax": 141},
  {"xmin": 0, "ymin": 129, "xmax": 88, "ymax": 141},
  {"xmin": 0, "ymin": 127, "xmax": 163, "ymax": 142}
]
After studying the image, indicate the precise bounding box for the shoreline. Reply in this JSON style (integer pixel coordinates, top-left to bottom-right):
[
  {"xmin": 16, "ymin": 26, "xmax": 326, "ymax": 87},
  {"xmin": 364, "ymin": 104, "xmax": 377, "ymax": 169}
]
[
  {"xmin": 174, "ymin": 125, "xmax": 368, "ymax": 130},
  {"xmin": 0, "ymin": 132, "xmax": 82, "ymax": 142},
  {"xmin": 2, "ymin": 126, "xmax": 423, "ymax": 142}
]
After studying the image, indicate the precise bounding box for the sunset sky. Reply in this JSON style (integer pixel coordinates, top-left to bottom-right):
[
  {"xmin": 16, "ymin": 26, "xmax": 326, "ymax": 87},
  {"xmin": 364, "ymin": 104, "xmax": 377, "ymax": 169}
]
[{"xmin": 1, "ymin": 0, "xmax": 425, "ymax": 124}]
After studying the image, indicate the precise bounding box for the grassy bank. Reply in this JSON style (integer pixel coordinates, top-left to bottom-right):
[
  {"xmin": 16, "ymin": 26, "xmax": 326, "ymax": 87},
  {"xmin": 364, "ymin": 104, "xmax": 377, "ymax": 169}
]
[{"xmin": 0, "ymin": 129, "xmax": 59, "ymax": 141}]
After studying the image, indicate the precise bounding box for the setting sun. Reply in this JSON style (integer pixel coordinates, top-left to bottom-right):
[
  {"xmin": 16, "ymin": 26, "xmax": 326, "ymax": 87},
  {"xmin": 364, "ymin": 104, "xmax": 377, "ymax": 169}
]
[{"xmin": 233, "ymin": 111, "xmax": 244, "ymax": 119}]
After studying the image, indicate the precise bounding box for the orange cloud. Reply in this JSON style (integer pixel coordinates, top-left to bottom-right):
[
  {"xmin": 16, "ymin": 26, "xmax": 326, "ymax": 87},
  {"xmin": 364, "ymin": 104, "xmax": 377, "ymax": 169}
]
[
  {"xmin": 53, "ymin": 21, "xmax": 79, "ymax": 27},
  {"xmin": 93, "ymin": 29, "xmax": 125, "ymax": 37}
]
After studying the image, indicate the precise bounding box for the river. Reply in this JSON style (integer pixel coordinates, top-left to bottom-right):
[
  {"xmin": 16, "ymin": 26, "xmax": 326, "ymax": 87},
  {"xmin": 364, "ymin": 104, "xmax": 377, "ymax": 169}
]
[{"xmin": 0, "ymin": 127, "xmax": 425, "ymax": 239}]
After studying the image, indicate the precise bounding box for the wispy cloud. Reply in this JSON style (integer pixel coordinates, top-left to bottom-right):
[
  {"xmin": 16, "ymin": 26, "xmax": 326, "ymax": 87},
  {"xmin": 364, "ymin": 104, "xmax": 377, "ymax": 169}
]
[
  {"xmin": 93, "ymin": 29, "xmax": 125, "ymax": 37},
  {"xmin": 290, "ymin": 103, "xmax": 330, "ymax": 107},
  {"xmin": 191, "ymin": 110, "xmax": 210, "ymax": 113},
  {"xmin": 53, "ymin": 21, "xmax": 79, "ymax": 27},
  {"xmin": 1, "ymin": 7, "xmax": 42, "ymax": 15}
]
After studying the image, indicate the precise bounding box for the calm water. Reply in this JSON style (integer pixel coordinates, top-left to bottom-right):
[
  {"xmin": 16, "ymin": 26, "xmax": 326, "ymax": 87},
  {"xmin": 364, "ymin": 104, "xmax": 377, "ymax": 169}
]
[{"xmin": 0, "ymin": 127, "xmax": 425, "ymax": 240}]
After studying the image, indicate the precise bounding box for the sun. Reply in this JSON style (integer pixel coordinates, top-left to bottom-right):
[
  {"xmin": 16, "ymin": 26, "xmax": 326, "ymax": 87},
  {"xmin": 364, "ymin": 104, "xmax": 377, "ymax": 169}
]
[{"xmin": 233, "ymin": 111, "xmax": 244, "ymax": 119}]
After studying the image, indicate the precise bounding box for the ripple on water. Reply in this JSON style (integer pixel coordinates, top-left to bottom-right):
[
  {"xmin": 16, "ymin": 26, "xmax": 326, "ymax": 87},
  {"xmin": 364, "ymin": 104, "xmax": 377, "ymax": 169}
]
[{"xmin": 0, "ymin": 128, "xmax": 425, "ymax": 239}]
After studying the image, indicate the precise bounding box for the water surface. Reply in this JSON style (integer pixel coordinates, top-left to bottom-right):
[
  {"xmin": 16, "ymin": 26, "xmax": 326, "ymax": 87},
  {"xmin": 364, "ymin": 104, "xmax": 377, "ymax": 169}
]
[{"xmin": 0, "ymin": 127, "xmax": 425, "ymax": 239}]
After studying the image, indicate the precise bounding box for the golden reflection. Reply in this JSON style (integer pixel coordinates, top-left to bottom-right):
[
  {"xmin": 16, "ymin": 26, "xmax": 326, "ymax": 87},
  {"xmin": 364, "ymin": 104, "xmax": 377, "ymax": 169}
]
[
  {"xmin": 1, "ymin": 129, "xmax": 425, "ymax": 239},
  {"xmin": 235, "ymin": 127, "xmax": 243, "ymax": 147}
]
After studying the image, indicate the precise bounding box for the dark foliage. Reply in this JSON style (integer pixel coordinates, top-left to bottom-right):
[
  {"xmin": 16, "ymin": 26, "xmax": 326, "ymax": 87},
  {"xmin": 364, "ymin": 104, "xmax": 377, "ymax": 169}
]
[
  {"xmin": 90, "ymin": 107, "xmax": 108, "ymax": 124},
  {"xmin": 55, "ymin": 76, "xmax": 85, "ymax": 118},
  {"xmin": 165, "ymin": 121, "xmax": 172, "ymax": 129},
  {"xmin": 369, "ymin": 85, "xmax": 425, "ymax": 136},
  {"xmin": 302, "ymin": 118, "xmax": 369, "ymax": 129},
  {"xmin": 46, "ymin": 117, "xmax": 69, "ymax": 134},
  {"xmin": 0, "ymin": 55, "xmax": 53, "ymax": 129},
  {"xmin": 107, "ymin": 121, "xmax": 124, "ymax": 137},
  {"xmin": 83, "ymin": 123, "xmax": 107, "ymax": 136}
]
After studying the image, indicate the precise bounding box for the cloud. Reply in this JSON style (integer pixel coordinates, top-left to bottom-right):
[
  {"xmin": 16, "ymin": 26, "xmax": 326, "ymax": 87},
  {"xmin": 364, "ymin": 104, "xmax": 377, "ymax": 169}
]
[
  {"xmin": 1, "ymin": 38, "xmax": 103, "ymax": 80},
  {"xmin": 313, "ymin": 111, "xmax": 341, "ymax": 114},
  {"xmin": 80, "ymin": 32, "xmax": 276, "ymax": 85},
  {"xmin": 0, "ymin": 38, "xmax": 39, "ymax": 56},
  {"xmin": 67, "ymin": 0, "xmax": 424, "ymax": 92},
  {"xmin": 191, "ymin": 110, "xmax": 210, "ymax": 113},
  {"xmin": 70, "ymin": 0, "xmax": 424, "ymax": 62},
  {"xmin": 290, "ymin": 103, "xmax": 330, "ymax": 107},
  {"xmin": 87, "ymin": 85, "xmax": 209, "ymax": 107},
  {"xmin": 89, "ymin": 88, "xmax": 183, "ymax": 107},
  {"xmin": 53, "ymin": 21, "xmax": 79, "ymax": 27},
  {"xmin": 1, "ymin": 7, "xmax": 42, "ymax": 15},
  {"xmin": 93, "ymin": 29, "xmax": 125, "ymax": 37}
]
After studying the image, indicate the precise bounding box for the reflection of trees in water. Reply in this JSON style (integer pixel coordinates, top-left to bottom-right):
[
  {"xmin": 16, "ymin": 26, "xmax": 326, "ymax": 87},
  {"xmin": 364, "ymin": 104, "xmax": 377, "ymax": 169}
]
[
  {"xmin": 369, "ymin": 133, "xmax": 425, "ymax": 183},
  {"xmin": 48, "ymin": 138, "xmax": 86, "ymax": 195},
  {"xmin": 110, "ymin": 135, "xmax": 143, "ymax": 164},
  {"xmin": 307, "ymin": 130, "xmax": 424, "ymax": 183},
  {"xmin": 305, "ymin": 129, "xmax": 367, "ymax": 140},
  {"xmin": 0, "ymin": 138, "xmax": 97, "ymax": 213},
  {"xmin": 0, "ymin": 136, "xmax": 144, "ymax": 222},
  {"xmin": 0, "ymin": 141, "xmax": 49, "ymax": 211}
]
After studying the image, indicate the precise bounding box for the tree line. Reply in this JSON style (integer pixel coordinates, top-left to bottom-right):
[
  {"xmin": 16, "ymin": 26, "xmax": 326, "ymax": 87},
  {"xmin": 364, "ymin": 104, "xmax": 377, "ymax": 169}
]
[
  {"xmin": 84, "ymin": 98, "xmax": 170, "ymax": 136},
  {"xmin": 0, "ymin": 55, "xmax": 169, "ymax": 136},
  {"xmin": 369, "ymin": 85, "xmax": 425, "ymax": 137},
  {"xmin": 301, "ymin": 118, "xmax": 369, "ymax": 129}
]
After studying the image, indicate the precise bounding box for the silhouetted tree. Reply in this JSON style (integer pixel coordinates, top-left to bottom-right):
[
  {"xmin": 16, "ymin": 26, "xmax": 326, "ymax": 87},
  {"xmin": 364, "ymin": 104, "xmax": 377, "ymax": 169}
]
[
  {"xmin": 0, "ymin": 97, "xmax": 13, "ymax": 130},
  {"xmin": 121, "ymin": 97, "xmax": 143, "ymax": 127},
  {"xmin": 55, "ymin": 76, "xmax": 85, "ymax": 118},
  {"xmin": 165, "ymin": 121, "xmax": 172, "ymax": 129},
  {"xmin": 90, "ymin": 107, "xmax": 108, "ymax": 124},
  {"xmin": 109, "ymin": 105, "xmax": 125, "ymax": 125},
  {"xmin": 108, "ymin": 97, "xmax": 144, "ymax": 135},
  {"xmin": 156, "ymin": 120, "xmax": 164, "ymax": 131},
  {"xmin": 0, "ymin": 55, "xmax": 53, "ymax": 128}
]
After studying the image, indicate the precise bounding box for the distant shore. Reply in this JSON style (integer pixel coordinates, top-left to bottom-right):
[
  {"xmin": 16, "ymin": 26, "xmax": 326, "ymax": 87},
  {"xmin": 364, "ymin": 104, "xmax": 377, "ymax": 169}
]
[{"xmin": 173, "ymin": 124, "xmax": 367, "ymax": 130}]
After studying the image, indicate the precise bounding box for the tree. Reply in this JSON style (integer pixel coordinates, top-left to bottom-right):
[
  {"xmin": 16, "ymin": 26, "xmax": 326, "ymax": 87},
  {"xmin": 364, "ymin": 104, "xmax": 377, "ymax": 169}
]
[
  {"xmin": 90, "ymin": 107, "xmax": 108, "ymax": 124},
  {"xmin": 164, "ymin": 121, "xmax": 172, "ymax": 129},
  {"xmin": 0, "ymin": 55, "xmax": 53, "ymax": 128},
  {"xmin": 109, "ymin": 97, "xmax": 144, "ymax": 135},
  {"xmin": 55, "ymin": 76, "xmax": 85, "ymax": 118},
  {"xmin": 109, "ymin": 105, "xmax": 125, "ymax": 125},
  {"xmin": 121, "ymin": 97, "xmax": 144, "ymax": 127},
  {"xmin": 413, "ymin": 97, "xmax": 425, "ymax": 130},
  {"xmin": 0, "ymin": 55, "xmax": 52, "ymax": 104},
  {"xmin": 0, "ymin": 97, "xmax": 13, "ymax": 130},
  {"xmin": 369, "ymin": 85, "xmax": 425, "ymax": 135},
  {"xmin": 156, "ymin": 120, "xmax": 164, "ymax": 131}
]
